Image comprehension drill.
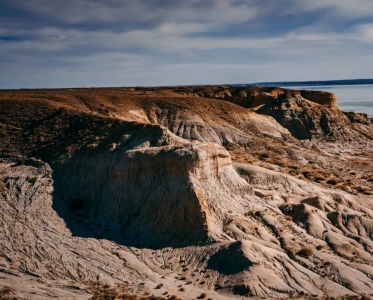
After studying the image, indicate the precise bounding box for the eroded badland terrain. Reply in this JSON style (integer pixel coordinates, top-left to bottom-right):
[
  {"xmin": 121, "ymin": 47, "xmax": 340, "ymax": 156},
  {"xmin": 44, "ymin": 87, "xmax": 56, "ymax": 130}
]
[{"xmin": 0, "ymin": 85, "xmax": 373, "ymax": 299}]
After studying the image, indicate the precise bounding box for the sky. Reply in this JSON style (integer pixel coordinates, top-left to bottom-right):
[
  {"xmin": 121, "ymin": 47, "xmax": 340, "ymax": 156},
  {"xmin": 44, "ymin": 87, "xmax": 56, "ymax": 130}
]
[{"xmin": 1, "ymin": 0, "xmax": 373, "ymax": 88}]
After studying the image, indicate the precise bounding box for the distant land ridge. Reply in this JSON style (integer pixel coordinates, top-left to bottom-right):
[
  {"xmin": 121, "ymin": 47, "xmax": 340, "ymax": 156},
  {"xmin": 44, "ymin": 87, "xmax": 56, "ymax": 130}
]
[{"xmin": 236, "ymin": 78, "xmax": 373, "ymax": 87}]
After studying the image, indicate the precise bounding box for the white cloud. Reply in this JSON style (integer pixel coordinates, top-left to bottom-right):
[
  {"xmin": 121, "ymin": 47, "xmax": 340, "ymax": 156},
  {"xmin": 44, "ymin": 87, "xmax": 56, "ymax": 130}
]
[{"xmin": 356, "ymin": 24, "xmax": 373, "ymax": 42}]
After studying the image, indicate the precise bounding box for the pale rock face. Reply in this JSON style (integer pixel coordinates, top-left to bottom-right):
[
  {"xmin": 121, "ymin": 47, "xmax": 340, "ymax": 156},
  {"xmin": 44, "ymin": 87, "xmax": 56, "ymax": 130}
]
[
  {"xmin": 52, "ymin": 125, "xmax": 255, "ymax": 248},
  {"xmin": 148, "ymin": 105, "xmax": 291, "ymax": 144}
]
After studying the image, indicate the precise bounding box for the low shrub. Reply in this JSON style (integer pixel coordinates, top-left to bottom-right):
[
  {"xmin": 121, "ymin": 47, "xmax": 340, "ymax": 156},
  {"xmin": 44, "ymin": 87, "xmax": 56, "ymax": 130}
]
[{"xmin": 297, "ymin": 247, "xmax": 314, "ymax": 257}]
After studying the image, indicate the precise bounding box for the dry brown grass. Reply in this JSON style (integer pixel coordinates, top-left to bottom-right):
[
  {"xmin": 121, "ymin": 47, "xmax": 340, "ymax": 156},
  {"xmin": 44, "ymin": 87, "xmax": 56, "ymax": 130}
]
[
  {"xmin": 297, "ymin": 247, "xmax": 314, "ymax": 257},
  {"xmin": 356, "ymin": 186, "xmax": 372, "ymax": 194},
  {"xmin": 228, "ymin": 142, "xmax": 373, "ymax": 196},
  {"xmin": 285, "ymin": 215, "xmax": 293, "ymax": 221},
  {"xmin": 86, "ymin": 281, "xmax": 169, "ymax": 300},
  {"xmin": 0, "ymin": 286, "xmax": 17, "ymax": 300},
  {"xmin": 326, "ymin": 178, "xmax": 339, "ymax": 185}
]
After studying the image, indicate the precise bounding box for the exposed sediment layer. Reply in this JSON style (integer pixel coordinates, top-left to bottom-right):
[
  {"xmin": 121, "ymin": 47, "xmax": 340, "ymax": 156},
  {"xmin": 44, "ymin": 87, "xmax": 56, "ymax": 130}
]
[{"xmin": 53, "ymin": 126, "xmax": 254, "ymax": 247}]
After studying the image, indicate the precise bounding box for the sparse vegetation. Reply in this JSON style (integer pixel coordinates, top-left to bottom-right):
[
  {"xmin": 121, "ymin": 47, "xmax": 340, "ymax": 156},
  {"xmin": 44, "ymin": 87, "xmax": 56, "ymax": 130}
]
[
  {"xmin": 285, "ymin": 215, "xmax": 293, "ymax": 221},
  {"xmin": 87, "ymin": 282, "xmax": 169, "ymax": 300},
  {"xmin": 297, "ymin": 247, "xmax": 314, "ymax": 257},
  {"xmin": 0, "ymin": 286, "xmax": 16, "ymax": 300},
  {"xmin": 326, "ymin": 178, "xmax": 338, "ymax": 185}
]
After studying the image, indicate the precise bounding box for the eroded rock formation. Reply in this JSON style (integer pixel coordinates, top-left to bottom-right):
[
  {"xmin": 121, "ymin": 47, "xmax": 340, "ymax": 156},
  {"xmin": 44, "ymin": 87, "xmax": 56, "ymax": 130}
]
[
  {"xmin": 0, "ymin": 86, "xmax": 373, "ymax": 299},
  {"xmin": 172, "ymin": 85, "xmax": 371, "ymax": 141}
]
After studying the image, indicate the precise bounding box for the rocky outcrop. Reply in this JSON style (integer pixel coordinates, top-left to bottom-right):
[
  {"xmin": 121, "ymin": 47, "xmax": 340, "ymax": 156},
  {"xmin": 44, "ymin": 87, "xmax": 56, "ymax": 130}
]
[
  {"xmin": 0, "ymin": 158, "xmax": 230, "ymax": 299},
  {"xmin": 144, "ymin": 101, "xmax": 291, "ymax": 144},
  {"xmin": 51, "ymin": 122, "xmax": 254, "ymax": 247},
  {"xmin": 171, "ymin": 86, "xmax": 373, "ymax": 141},
  {"xmin": 174, "ymin": 85, "xmax": 338, "ymax": 109},
  {"xmin": 255, "ymin": 95, "xmax": 355, "ymax": 140},
  {"xmin": 344, "ymin": 111, "xmax": 371, "ymax": 125},
  {"xmin": 249, "ymin": 93, "xmax": 373, "ymax": 141},
  {"xmin": 299, "ymin": 90, "xmax": 337, "ymax": 107}
]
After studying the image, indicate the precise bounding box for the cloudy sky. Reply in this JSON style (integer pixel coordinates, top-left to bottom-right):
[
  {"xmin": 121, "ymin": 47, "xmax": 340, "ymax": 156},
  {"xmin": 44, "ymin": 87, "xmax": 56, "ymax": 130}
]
[{"xmin": 1, "ymin": 0, "xmax": 373, "ymax": 88}]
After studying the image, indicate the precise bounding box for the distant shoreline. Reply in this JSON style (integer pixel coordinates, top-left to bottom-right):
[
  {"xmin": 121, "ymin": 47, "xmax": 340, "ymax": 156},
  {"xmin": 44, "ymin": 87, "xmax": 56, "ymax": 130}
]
[
  {"xmin": 239, "ymin": 79, "xmax": 373, "ymax": 88},
  {"xmin": 2, "ymin": 79, "xmax": 373, "ymax": 91}
]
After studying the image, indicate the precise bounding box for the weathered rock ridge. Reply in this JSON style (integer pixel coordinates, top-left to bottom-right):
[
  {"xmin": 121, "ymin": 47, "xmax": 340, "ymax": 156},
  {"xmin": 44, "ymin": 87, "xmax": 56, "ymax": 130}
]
[
  {"xmin": 176, "ymin": 85, "xmax": 338, "ymax": 108},
  {"xmin": 171, "ymin": 85, "xmax": 371, "ymax": 141},
  {"xmin": 255, "ymin": 96, "xmax": 357, "ymax": 140}
]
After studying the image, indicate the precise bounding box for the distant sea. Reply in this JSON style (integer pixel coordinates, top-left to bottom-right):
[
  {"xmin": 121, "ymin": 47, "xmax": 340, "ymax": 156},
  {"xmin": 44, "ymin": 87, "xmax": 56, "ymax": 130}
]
[{"xmin": 284, "ymin": 84, "xmax": 373, "ymax": 117}]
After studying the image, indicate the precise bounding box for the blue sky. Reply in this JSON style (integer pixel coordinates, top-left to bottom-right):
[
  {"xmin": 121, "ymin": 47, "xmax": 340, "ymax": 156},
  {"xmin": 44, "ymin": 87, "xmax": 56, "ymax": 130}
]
[{"xmin": 1, "ymin": 0, "xmax": 373, "ymax": 88}]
